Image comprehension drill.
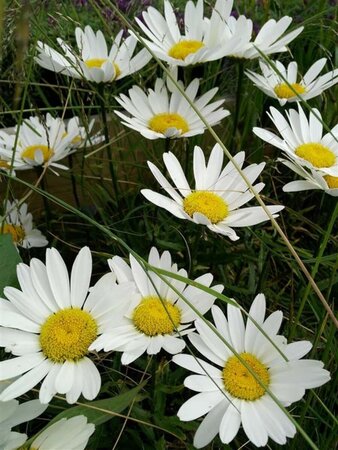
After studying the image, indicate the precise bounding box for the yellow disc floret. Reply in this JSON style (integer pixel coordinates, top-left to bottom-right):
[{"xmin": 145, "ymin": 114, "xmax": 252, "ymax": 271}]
[
  {"xmin": 1, "ymin": 224, "xmax": 25, "ymax": 244},
  {"xmin": 324, "ymin": 175, "xmax": 338, "ymax": 189},
  {"xmin": 148, "ymin": 113, "xmax": 189, "ymax": 136},
  {"xmin": 273, "ymin": 82, "xmax": 306, "ymax": 99},
  {"xmin": 40, "ymin": 308, "xmax": 98, "ymax": 363},
  {"xmin": 223, "ymin": 352, "xmax": 270, "ymax": 401},
  {"xmin": 183, "ymin": 191, "xmax": 228, "ymax": 224},
  {"xmin": 21, "ymin": 145, "xmax": 54, "ymax": 163},
  {"xmin": 295, "ymin": 143, "xmax": 335, "ymax": 168},
  {"xmin": 132, "ymin": 296, "xmax": 181, "ymax": 336},
  {"xmin": 0, "ymin": 159, "xmax": 10, "ymax": 169},
  {"xmin": 85, "ymin": 58, "xmax": 121, "ymax": 78},
  {"xmin": 168, "ymin": 40, "xmax": 205, "ymax": 61}
]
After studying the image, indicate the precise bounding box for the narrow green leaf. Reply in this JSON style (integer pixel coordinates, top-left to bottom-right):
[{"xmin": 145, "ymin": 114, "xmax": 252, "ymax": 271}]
[{"xmin": 0, "ymin": 234, "xmax": 21, "ymax": 296}]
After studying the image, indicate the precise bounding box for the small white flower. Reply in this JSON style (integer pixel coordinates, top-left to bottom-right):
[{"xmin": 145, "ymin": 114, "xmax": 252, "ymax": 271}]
[
  {"xmin": 29, "ymin": 415, "xmax": 95, "ymax": 450},
  {"xmin": 0, "ymin": 391, "xmax": 47, "ymax": 450},
  {"xmin": 173, "ymin": 294, "xmax": 330, "ymax": 448},
  {"xmin": 134, "ymin": 0, "xmax": 244, "ymax": 67},
  {"xmin": 0, "ymin": 114, "xmax": 83, "ymax": 172},
  {"xmin": 141, "ymin": 144, "xmax": 284, "ymax": 240},
  {"xmin": 90, "ymin": 247, "xmax": 223, "ymax": 365},
  {"xmin": 114, "ymin": 76, "xmax": 229, "ymax": 139},
  {"xmin": 253, "ymin": 105, "xmax": 338, "ymax": 176},
  {"xmin": 280, "ymin": 157, "xmax": 338, "ymax": 197},
  {"xmin": 246, "ymin": 58, "xmax": 338, "ymax": 105},
  {"xmin": 0, "ymin": 246, "xmax": 136, "ymax": 404},
  {"xmin": 1, "ymin": 199, "xmax": 48, "ymax": 249},
  {"xmin": 36, "ymin": 25, "xmax": 151, "ymax": 83},
  {"xmin": 207, "ymin": 1, "xmax": 303, "ymax": 59}
]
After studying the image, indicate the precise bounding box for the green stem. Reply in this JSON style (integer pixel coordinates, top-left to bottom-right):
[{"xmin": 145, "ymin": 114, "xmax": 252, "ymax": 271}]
[
  {"xmin": 67, "ymin": 154, "xmax": 80, "ymax": 208},
  {"xmin": 97, "ymin": 85, "xmax": 120, "ymax": 206},
  {"xmin": 289, "ymin": 201, "xmax": 338, "ymax": 340},
  {"xmin": 36, "ymin": 167, "xmax": 51, "ymax": 229}
]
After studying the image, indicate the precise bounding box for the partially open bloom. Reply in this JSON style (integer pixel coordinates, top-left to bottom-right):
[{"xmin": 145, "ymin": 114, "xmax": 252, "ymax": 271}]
[
  {"xmin": 114, "ymin": 76, "xmax": 229, "ymax": 139},
  {"xmin": 49, "ymin": 115, "xmax": 103, "ymax": 149},
  {"xmin": 134, "ymin": 0, "xmax": 244, "ymax": 67},
  {"xmin": 0, "ymin": 247, "xmax": 136, "ymax": 404},
  {"xmin": 28, "ymin": 416, "xmax": 95, "ymax": 450},
  {"xmin": 0, "ymin": 393, "xmax": 47, "ymax": 450},
  {"xmin": 280, "ymin": 157, "xmax": 338, "ymax": 197},
  {"xmin": 36, "ymin": 25, "xmax": 151, "ymax": 83},
  {"xmin": 173, "ymin": 294, "xmax": 330, "ymax": 448},
  {"xmin": 253, "ymin": 105, "xmax": 338, "ymax": 176},
  {"xmin": 1, "ymin": 199, "xmax": 48, "ymax": 249},
  {"xmin": 246, "ymin": 58, "xmax": 338, "ymax": 105},
  {"xmin": 90, "ymin": 247, "xmax": 223, "ymax": 365},
  {"xmin": 0, "ymin": 114, "xmax": 90, "ymax": 173},
  {"xmin": 142, "ymin": 144, "xmax": 284, "ymax": 240}
]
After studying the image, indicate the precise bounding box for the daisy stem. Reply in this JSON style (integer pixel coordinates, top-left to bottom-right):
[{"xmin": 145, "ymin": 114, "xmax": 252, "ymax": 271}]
[
  {"xmin": 67, "ymin": 154, "xmax": 80, "ymax": 208},
  {"xmin": 289, "ymin": 201, "xmax": 338, "ymax": 340},
  {"xmin": 97, "ymin": 85, "xmax": 120, "ymax": 208},
  {"xmin": 230, "ymin": 61, "xmax": 244, "ymax": 151}
]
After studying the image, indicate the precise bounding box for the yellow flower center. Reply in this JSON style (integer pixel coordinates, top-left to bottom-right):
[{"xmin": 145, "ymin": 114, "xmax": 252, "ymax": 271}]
[
  {"xmin": 40, "ymin": 308, "xmax": 98, "ymax": 363},
  {"xmin": 21, "ymin": 145, "xmax": 54, "ymax": 163},
  {"xmin": 84, "ymin": 58, "xmax": 121, "ymax": 78},
  {"xmin": 132, "ymin": 296, "xmax": 181, "ymax": 336},
  {"xmin": 273, "ymin": 82, "xmax": 306, "ymax": 99},
  {"xmin": 183, "ymin": 191, "xmax": 228, "ymax": 224},
  {"xmin": 0, "ymin": 159, "xmax": 10, "ymax": 169},
  {"xmin": 148, "ymin": 113, "xmax": 189, "ymax": 136},
  {"xmin": 223, "ymin": 352, "xmax": 270, "ymax": 401},
  {"xmin": 1, "ymin": 223, "xmax": 25, "ymax": 244},
  {"xmin": 62, "ymin": 132, "xmax": 82, "ymax": 145},
  {"xmin": 168, "ymin": 40, "xmax": 205, "ymax": 60},
  {"xmin": 324, "ymin": 175, "xmax": 338, "ymax": 189},
  {"xmin": 295, "ymin": 143, "xmax": 335, "ymax": 168}
]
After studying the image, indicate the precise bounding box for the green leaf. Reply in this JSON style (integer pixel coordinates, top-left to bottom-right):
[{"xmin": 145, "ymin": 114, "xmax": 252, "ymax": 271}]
[
  {"xmin": 0, "ymin": 234, "xmax": 21, "ymax": 296},
  {"xmin": 50, "ymin": 383, "xmax": 146, "ymax": 426}
]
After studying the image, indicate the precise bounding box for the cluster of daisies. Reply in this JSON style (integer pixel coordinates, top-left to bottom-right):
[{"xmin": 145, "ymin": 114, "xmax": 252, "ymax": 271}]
[
  {"xmin": 0, "ymin": 0, "xmax": 336, "ymax": 448},
  {"xmin": 0, "ymin": 246, "xmax": 330, "ymax": 448}
]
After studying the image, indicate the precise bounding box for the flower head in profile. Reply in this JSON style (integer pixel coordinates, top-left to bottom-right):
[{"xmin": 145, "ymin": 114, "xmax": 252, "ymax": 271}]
[
  {"xmin": 253, "ymin": 105, "xmax": 338, "ymax": 176},
  {"xmin": 27, "ymin": 415, "xmax": 95, "ymax": 450},
  {"xmin": 0, "ymin": 393, "xmax": 47, "ymax": 450},
  {"xmin": 36, "ymin": 25, "xmax": 151, "ymax": 83},
  {"xmin": 246, "ymin": 58, "xmax": 338, "ymax": 105},
  {"xmin": 0, "ymin": 114, "xmax": 91, "ymax": 173},
  {"xmin": 279, "ymin": 157, "xmax": 338, "ymax": 197},
  {"xmin": 1, "ymin": 199, "xmax": 48, "ymax": 249},
  {"xmin": 114, "ymin": 75, "xmax": 229, "ymax": 139},
  {"xmin": 0, "ymin": 247, "xmax": 136, "ymax": 404},
  {"xmin": 173, "ymin": 294, "xmax": 330, "ymax": 448},
  {"xmin": 90, "ymin": 247, "xmax": 223, "ymax": 365},
  {"xmin": 219, "ymin": 8, "xmax": 303, "ymax": 59},
  {"xmin": 134, "ymin": 0, "xmax": 244, "ymax": 67},
  {"xmin": 142, "ymin": 144, "xmax": 284, "ymax": 240}
]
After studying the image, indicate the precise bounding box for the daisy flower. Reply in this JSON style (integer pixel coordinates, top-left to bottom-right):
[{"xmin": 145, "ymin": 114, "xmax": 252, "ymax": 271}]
[
  {"xmin": 114, "ymin": 76, "xmax": 229, "ymax": 139},
  {"xmin": 90, "ymin": 247, "xmax": 223, "ymax": 365},
  {"xmin": 141, "ymin": 144, "xmax": 284, "ymax": 241},
  {"xmin": 134, "ymin": 0, "xmax": 244, "ymax": 67},
  {"xmin": 253, "ymin": 105, "xmax": 338, "ymax": 176},
  {"xmin": 48, "ymin": 114, "xmax": 104, "ymax": 149},
  {"xmin": 246, "ymin": 58, "xmax": 338, "ymax": 105},
  {"xmin": 225, "ymin": 15, "xmax": 303, "ymax": 60},
  {"xmin": 0, "ymin": 393, "xmax": 47, "ymax": 450},
  {"xmin": 28, "ymin": 416, "xmax": 95, "ymax": 450},
  {"xmin": 0, "ymin": 114, "xmax": 82, "ymax": 172},
  {"xmin": 0, "ymin": 246, "xmax": 136, "ymax": 404},
  {"xmin": 35, "ymin": 25, "xmax": 151, "ymax": 83},
  {"xmin": 173, "ymin": 294, "xmax": 330, "ymax": 448},
  {"xmin": 1, "ymin": 199, "xmax": 48, "ymax": 249},
  {"xmin": 279, "ymin": 157, "xmax": 338, "ymax": 197}
]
